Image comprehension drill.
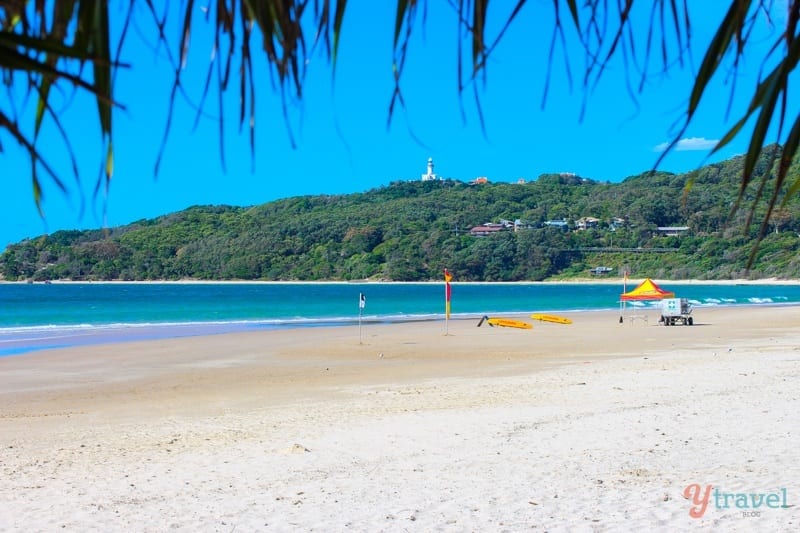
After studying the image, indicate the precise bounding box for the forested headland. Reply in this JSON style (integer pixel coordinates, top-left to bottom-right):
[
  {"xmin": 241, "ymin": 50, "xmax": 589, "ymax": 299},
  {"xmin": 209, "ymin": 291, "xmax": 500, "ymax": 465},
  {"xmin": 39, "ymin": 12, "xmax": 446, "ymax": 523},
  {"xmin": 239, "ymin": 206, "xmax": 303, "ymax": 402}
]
[{"xmin": 3, "ymin": 145, "xmax": 799, "ymax": 282}]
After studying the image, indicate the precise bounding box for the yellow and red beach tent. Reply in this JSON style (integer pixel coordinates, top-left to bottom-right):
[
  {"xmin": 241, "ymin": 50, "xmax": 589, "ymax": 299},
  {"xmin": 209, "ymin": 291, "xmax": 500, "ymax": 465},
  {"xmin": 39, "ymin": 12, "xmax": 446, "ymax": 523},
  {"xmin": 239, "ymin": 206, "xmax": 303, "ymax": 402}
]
[{"xmin": 620, "ymin": 278, "xmax": 675, "ymax": 301}]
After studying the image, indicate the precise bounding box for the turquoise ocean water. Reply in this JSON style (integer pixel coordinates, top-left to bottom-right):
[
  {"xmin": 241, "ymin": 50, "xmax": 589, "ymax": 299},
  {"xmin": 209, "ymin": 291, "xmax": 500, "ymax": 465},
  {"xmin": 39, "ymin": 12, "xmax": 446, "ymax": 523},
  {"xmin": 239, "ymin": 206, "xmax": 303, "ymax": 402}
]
[{"xmin": 1, "ymin": 281, "xmax": 798, "ymax": 356}]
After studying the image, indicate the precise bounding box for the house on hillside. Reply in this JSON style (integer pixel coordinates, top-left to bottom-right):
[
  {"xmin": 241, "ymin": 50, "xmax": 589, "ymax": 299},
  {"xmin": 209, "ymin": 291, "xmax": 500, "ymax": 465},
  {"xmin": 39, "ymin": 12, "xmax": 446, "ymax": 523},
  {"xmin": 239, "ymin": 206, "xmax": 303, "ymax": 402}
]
[
  {"xmin": 589, "ymin": 266, "xmax": 614, "ymax": 276},
  {"xmin": 575, "ymin": 217, "xmax": 600, "ymax": 230},
  {"xmin": 544, "ymin": 219, "xmax": 569, "ymax": 231},
  {"xmin": 609, "ymin": 217, "xmax": 627, "ymax": 231},
  {"xmin": 470, "ymin": 223, "xmax": 507, "ymax": 236},
  {"xmin": 656, "ymin": 226, "xmax": 689, "ymax": 237},
  {"xmin": 513, "ymin": 219, "xmax": 533, "ymax": 231},
  {"xmin": 470, "ymin": 176, "xmax": 489, "ymax": 185}
]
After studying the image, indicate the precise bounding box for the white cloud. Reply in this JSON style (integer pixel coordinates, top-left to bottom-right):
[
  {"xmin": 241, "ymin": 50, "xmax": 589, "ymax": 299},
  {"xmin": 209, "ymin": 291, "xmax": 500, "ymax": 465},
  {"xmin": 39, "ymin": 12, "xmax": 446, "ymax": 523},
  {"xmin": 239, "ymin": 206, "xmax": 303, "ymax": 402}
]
[{"xmin": 653, "ymin": 137, "xmax": 718, "ymax": 152}]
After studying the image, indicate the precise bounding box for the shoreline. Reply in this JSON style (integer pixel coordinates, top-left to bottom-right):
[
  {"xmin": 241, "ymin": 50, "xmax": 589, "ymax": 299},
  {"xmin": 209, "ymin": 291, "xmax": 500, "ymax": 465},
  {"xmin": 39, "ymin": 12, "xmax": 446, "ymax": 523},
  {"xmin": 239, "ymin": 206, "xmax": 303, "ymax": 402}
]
[
  {"xmin": 3, "ymin": 301, "xmax": 800, "ymax": 358},
  {"xmin": 3, "ymin": 277, "xmax": 799, "ymax": 285}
]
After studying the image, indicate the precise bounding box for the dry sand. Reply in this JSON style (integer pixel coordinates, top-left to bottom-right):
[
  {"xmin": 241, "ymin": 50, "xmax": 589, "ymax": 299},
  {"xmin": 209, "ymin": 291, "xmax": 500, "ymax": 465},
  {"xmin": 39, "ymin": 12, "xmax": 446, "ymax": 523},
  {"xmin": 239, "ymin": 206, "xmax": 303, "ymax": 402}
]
[{"xmin": 1, "ymin": 306, "xmax": 799, "ymax": 531}]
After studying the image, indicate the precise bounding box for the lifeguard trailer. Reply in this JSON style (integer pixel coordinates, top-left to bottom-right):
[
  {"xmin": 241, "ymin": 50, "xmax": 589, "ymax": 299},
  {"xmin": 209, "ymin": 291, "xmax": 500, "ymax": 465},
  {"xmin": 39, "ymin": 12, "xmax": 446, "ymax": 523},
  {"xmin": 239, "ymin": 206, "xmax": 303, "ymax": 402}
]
[{"xmin": 659, "ymin": 298, "xmax": 693, "ymax": 326}]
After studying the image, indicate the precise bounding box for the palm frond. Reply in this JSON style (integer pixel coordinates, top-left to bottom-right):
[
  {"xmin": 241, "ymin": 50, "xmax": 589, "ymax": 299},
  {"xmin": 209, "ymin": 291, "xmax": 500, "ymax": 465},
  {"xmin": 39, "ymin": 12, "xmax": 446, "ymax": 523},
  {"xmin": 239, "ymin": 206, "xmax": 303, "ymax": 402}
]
[{"xmin": 1, "ymin": 0, "xmax": 122, "ymax": 216}]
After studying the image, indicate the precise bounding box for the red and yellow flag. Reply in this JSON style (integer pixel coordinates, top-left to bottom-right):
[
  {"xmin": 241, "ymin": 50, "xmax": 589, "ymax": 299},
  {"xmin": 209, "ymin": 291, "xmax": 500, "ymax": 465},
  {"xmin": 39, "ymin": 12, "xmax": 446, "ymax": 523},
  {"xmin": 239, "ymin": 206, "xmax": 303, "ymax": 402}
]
[{"xmin": 444, "ymin": 268, "xmax": 452, "ymax": 319}]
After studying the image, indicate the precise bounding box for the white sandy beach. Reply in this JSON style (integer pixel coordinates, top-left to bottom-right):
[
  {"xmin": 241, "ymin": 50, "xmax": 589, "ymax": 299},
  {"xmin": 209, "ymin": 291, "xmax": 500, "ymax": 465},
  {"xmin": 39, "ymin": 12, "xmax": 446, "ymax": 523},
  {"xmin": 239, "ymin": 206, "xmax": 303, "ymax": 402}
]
[{"xmin": 1, "ymin": 306, "xmax": 798, "ymax": 531}]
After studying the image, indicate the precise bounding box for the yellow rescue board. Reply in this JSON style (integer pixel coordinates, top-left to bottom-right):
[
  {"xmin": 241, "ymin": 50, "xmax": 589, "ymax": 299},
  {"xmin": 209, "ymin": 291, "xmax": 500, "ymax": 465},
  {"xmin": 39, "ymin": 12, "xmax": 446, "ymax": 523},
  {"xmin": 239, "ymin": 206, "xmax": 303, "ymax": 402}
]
[
  {"xmin": 530, "ymin": 313, "xmax": 573, "ymax": 325},
  {"xmin": 487, "ymin": 318, "xmax": 533, "ymax": 329}
]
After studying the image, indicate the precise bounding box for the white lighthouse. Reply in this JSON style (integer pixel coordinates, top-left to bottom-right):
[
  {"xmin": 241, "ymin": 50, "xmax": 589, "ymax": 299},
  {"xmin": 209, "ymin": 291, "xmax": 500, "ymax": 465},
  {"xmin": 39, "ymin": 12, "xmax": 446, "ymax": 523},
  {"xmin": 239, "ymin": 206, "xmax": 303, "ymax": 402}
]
[{"xmin": 421, "ymin": 157, "xmax": 439, "ymax": 181}]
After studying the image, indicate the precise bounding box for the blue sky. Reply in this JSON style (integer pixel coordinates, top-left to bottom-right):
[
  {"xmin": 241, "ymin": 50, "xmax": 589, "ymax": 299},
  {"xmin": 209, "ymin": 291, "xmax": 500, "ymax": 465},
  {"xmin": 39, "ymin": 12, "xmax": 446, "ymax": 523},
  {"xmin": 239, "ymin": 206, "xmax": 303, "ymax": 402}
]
[{"xmin": 1, "ymin": 2, "xmax": 792, "ymax": 247}]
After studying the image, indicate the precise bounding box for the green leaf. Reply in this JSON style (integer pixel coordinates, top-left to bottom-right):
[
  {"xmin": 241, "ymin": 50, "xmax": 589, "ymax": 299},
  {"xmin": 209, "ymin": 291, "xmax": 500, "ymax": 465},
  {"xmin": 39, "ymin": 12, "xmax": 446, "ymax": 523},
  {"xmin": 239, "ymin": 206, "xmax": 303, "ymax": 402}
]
[
  {"xmin": 332, "ymin": 0, "xmax": 347, "ymax": 70},
  {"xmin": 106, "ymin": 143, "xmax": 114, "ymax": 180}
]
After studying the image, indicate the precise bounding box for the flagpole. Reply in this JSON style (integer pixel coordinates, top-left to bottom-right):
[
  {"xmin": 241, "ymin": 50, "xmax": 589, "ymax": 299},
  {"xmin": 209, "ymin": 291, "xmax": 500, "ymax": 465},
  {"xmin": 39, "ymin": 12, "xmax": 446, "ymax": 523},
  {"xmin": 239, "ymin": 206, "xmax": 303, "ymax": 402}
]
[
  {"xmin": 358, "ymin": 292, "xmax": 365, "ymax": 344},
  {"xmin": 620, "ymin": 269, "xmax": 628, "ymax": 323},
  {"xmin": 444, "ymin": 269, "xmax": 452, "ymax": 335},
  {"xmin": 445, "ymin": 292, "xmax": 449, "ymax": 336}
]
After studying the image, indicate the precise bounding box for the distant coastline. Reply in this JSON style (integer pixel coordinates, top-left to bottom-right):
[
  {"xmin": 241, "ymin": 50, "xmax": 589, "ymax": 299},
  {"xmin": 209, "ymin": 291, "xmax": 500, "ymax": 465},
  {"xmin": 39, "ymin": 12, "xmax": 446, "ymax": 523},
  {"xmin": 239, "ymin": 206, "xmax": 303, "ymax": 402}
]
[{"xmin": 2, "ymin": 277, "xmax": 799, "ymax": 286}]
